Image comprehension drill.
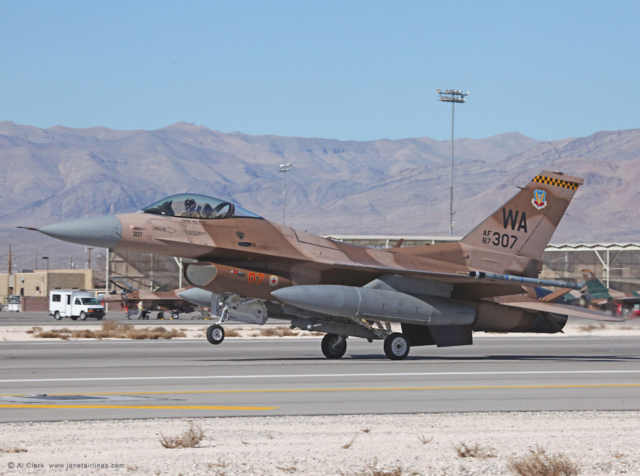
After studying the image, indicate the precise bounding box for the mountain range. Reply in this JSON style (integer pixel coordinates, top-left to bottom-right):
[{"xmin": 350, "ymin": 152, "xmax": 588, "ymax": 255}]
[{"xmin": 0, "ymin": 121, "xmax": 638, "ymax": 270}]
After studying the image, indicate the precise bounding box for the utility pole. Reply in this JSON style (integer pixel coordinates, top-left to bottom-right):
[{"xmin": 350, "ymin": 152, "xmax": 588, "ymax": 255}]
[
  {"xmin": 7, "ymin": 244, "xmax": 14, "ymax": 274},
  {"xmin": 86, "ymin": 247, "xmax": 93, "ymax": 269},
  {"xmin": 35, "ymin": 250, "xmax": 38, "ymax": 270},
  {"xmin": 278, "ymin": 163, "xmax": 292, "ymax": 225},
  {"xmin": 437, "ymin": 89, "xmax": 469, "ymax": 236},
  {"xmin": 42, "ymin": 256, "xmax": 49, "ymax": 295}
]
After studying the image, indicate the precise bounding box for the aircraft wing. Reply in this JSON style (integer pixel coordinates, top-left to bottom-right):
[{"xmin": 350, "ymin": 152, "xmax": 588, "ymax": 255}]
[
  {"xmin": 101, "ymin": 294, "xmax": 125, "ymax": 303},
  {"xmin": 499, "ymin": 301, "xmax": 623, "ymax": 322},
  {"xmin": 331, "ymin": 263, "xmax": 579, "ymax": 290}
]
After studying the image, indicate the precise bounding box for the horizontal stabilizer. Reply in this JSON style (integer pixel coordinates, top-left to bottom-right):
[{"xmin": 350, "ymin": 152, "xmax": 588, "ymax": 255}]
[
  {"xmin": 501, "ymin": 301, "xmax": 623, "ymax": 322},
  {"xmin": 537, "ymin": 287, "xmax": 575, "ymax": 303}
]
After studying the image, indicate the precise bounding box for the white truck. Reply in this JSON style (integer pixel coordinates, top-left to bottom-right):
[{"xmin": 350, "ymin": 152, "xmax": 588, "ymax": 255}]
[{"xmin": 50, "ymin": 290, "xmax": 105, "ymax": 321}]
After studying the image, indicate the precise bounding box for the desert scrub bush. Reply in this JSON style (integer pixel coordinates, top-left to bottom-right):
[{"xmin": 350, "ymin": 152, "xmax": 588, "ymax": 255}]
[
  {"xmin": 259, "ymin": 327, "xmax": 299, "ymax": 337},
  {"xmin": 343, "ymin": 458, "xmax": 419, "ymax": 476},
  {"xmin": 507, "ymin": 446, "xmax": 578, "ymax": 476},
  {"xmin": 579, "ymin": 323, "xmax": 605, "ymax": 332},
  {"xmin": 34, "ymin": 322, "xmax": 186, "ymax": 340},
  {"xmin": 35, "ymin": 329, "xmax": 71, "ymax": 339},
  {"xmin": 0, "ymin": 447, "xmax": 27, "ymax": 453},
  {"xmin": 159, "ymin": 422, "xmax": 205, "ymax": 449},
  {"xmin": 342, "ymin": 434, "xmax": 358, "ymax": 449},
  {"xmin": 454, "ymin": 442, "xmax": 496, "ymax": 458},
  {"xmin": 224, "ymin": 328, "xmax": 241, "ymax": 337}
]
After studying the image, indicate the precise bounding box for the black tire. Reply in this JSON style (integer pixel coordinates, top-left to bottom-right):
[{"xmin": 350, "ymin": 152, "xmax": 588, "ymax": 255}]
[
  {"xmin": 157, "ymin": 312, "xmax": 164, "ymax": 320},
  {"xmin": 383, "ymin": 333, "xmax": 410, "ymax": 360},
  {"xmin": 70, "ymin": 316, "xmax": 78, "ymax": 321},
  {"xmin": 79, "ymin": 312, "xmax": 87, "ymax": 321},
  {"xmin": 127, "ymin": 313, "xmax": 133, "ymax": 320},
  {"xmin": 54, "ymin": 311, "xmax": 61, "ymax": 321},
  {"xmin": 321, "ymin": 333, "xmax": 347, "ymax": 359},
  {"xmin": 206, "ymin": 324, "xmax": 225, "ymax": 345},
  {"xmin": 172, "ymin": 312, "xmax": 180, "ymax": 319}
]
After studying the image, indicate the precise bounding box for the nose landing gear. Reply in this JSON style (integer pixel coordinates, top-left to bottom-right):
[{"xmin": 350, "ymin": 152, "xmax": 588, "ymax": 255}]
[
  {"xmin": 206, "ymin": 324, "xmax": 225, "ymax": 345},
  {"xmin": 206, "ymin": 305, "xmax": 230, "ymax": 345}
]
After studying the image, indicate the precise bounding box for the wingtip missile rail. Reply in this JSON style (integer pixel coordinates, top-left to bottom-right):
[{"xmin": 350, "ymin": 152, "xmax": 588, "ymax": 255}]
[{"xmin": 468, "ymin": 271, "xmax": 584, "ymax": 290}]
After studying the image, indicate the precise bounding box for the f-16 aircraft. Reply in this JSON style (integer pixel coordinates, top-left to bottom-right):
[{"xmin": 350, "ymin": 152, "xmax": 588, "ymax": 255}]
[
  {"xmin": 542, "ymin": 270, "xmax": 640, "ymax": 317},
  {"xmin": 23, "ymin": 170, "xmax": 622, "ymax": 360},
  {"xmin": 102, "ymin": 279, "xmax": 198, "ymax": 319}
]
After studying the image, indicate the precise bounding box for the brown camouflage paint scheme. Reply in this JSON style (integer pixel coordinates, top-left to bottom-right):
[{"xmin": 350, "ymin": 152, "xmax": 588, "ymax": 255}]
[
  {"xmin": 102, "ymin": 287, "xmax": 197, "ymax": 314},
  {"xmin": 111, "ymin": 170, "xmax": 618, "ymax": 333}
]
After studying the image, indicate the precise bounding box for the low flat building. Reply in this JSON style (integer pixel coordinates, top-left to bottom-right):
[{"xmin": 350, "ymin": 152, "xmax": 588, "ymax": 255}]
[{"xmin": 0, "ymin": 269, "xmax": 94, "ymax": 306}]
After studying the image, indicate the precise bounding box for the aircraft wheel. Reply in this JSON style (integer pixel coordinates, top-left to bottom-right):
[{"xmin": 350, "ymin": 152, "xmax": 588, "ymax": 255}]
[
  {"xmin": 157, "ymin": 312, "xmax": 164, "ymax": 320},
  {"xmin": 172, "ymin": 312, "xmax": 180, "ymax": 319},
  {"xmin": 321, "ymin": 333, "xmax": 347, "ymax": 359},
  {"xmin": 383, "ymin": 333, "xmax": 410, "ymax": 360},
  {"xmin": 54, "ymin": 311, "xmax": 62, "ymax": 321},
  {"xmin": 127, "ymin": 313, "xmax": 133, "ymax": 320},
  {"xmin": 206, "ymin": 324, "xmax": 225, "ymax": 345},
  {"xmin": 79, "ymin": 312, "xmax": 87, "ymax": 321}
]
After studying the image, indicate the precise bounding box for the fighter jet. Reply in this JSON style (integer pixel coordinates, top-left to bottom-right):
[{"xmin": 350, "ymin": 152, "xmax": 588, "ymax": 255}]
[
  {"xmin": 103, "ymin": 279, "xmax": 199, "ymax": 319},
  {"xmin": 23, "ymin": 170, "xmax": 622, "ymax": 360},
  {"xmin": 546, "ymin": 270, "xmax": 640, "ymax": 317}
]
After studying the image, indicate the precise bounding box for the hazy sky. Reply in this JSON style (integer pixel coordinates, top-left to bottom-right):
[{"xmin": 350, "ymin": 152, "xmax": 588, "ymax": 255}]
[{"xmin": 2, "ymin": 0, "xmax": 638, "ymax": 141}]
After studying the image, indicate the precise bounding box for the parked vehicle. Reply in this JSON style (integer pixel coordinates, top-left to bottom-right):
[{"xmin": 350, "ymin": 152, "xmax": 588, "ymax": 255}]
[
  {"xmin": 5, "ymin": 295, "xmax": 21, "ymax": 312},
  {"xmin": 49, "ymin": 290, "xmax": 105, "ymax": 321}
]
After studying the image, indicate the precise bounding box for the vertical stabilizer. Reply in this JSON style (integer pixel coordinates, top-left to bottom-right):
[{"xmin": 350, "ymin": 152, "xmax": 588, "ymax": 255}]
[
  {"xmin": 461, "ymin": 171, "xmax": 583, "ymax": 260},
  {"xmin": 581, "ymin": 269, "xmax": 608, "ymax": 293}
]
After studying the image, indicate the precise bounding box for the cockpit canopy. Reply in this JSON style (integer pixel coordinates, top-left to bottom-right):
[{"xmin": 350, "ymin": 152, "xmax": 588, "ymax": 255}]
[{"xmin": 142, "ymin": 194, "xmax": 261, "ymax": 220}]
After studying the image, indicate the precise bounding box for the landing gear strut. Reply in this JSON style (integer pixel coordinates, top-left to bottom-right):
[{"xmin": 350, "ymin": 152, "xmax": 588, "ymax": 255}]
[
  {"xmin": 321, "ymin": 333, "xmax": 347, "ymax": 359},
  {"xmin": 383, "ymin": 332, "xmax": 410, "ymax": 360}
]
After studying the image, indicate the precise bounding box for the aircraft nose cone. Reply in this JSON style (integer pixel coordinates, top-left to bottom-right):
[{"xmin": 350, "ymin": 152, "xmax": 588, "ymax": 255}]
[
  {"xmin": 39, "ymin": 216, "xmax": 122, "ymax": 249},
  {"xmin": 177, "ymin": 288, "xmax": 214, "ymax": 308}
]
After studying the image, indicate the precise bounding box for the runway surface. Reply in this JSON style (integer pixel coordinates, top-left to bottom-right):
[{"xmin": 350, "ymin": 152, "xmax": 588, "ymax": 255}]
[{"xmin": 1, "ymin": 335, "xmax": 639, "ymax": 422}]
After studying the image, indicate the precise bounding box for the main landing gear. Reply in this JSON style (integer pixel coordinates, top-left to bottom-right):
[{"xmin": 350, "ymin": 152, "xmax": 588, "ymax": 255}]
[
  {"xmin": 319, "ymin": 331, "xmax": 410, "ymax": 360},
  {"xmin": 383, "ymin": 332, "xmax": 410, "ymax": 360},
  {"xmin": 321, "ymin": 334, "xmax": 347, "ymax": 359}
]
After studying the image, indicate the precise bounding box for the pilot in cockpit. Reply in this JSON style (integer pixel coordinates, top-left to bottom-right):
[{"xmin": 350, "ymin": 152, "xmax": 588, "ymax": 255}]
[{"xmin": 183, "ymin": 198, "xmax": 199, "ymax": 218}]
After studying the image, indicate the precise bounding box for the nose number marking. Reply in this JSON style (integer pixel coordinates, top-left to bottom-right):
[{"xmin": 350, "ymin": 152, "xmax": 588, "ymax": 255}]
[{"xmin": 247, "ymin": 273, "xmax": 265, "ymax": 284}]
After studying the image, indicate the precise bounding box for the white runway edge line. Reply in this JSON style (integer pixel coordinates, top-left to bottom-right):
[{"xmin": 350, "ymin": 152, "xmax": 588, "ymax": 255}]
[{"xmin": 2, "ymin": 370, "xmax": 640, "ymax": 384}]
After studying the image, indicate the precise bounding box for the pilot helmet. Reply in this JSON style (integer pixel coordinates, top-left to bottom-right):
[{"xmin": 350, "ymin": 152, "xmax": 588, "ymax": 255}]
[{"xmin": 184, "ymin": 198, "xmax": 196, "ymax": 211}]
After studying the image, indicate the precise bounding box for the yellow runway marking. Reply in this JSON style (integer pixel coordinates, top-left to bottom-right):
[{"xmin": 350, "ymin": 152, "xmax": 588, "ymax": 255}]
[
  {"xmin": 2, "ymin": 383, "xmax": 639, "ymax": 399},
  {"xmin": 0, "ymin": 404, "xmax": 276, "ymax": 410}
]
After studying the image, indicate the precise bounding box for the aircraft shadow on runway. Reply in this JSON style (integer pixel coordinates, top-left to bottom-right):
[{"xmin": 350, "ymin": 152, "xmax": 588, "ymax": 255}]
[{"xmin": 191, "ymin": 354, "xmax": 640, "ymax": 363}]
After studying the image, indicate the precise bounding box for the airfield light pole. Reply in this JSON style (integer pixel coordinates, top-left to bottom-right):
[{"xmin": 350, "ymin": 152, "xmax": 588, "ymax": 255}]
[
  {"xmin": 42, "ymin": 256, "xmax": 49, "ymax": 295},
  {"xmin": 437, "ymin": 89, "xmax": 469, "ymax": 236},
  {"xmin": 278, "ymin": 163, "xmax": 292, "ymax": 225}
]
